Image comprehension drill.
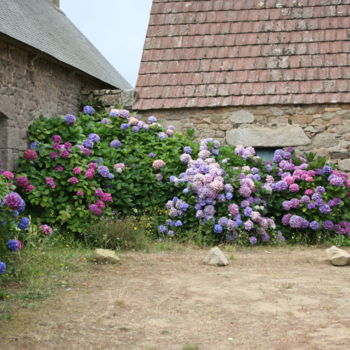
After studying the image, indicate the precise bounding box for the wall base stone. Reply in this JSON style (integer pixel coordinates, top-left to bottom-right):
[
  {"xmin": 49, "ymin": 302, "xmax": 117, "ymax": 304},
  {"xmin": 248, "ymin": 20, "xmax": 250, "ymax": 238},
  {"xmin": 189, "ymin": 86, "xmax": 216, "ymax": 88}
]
[{"xmin": 133, "ymin": 103, "xmax": 350, "ymax": 167}]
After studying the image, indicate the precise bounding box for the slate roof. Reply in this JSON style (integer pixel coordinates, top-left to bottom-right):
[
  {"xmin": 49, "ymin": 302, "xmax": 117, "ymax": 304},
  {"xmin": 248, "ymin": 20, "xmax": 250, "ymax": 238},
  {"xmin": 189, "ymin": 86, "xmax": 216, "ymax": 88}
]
[
  {"xmin": 0, "ymin": 0, "xmax": 131, "ymax": 89},
  {"xmin": 135, "ymin": 0, "xmax": 350, "ymax": 110}
]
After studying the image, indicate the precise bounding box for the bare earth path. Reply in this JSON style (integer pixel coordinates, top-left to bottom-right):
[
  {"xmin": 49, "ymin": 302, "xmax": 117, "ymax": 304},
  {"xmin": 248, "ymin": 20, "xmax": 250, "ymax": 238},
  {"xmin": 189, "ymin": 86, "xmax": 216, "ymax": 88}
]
[{"xmin": 1, "ymin": 246, "xmax": 350, "ymax": 350}]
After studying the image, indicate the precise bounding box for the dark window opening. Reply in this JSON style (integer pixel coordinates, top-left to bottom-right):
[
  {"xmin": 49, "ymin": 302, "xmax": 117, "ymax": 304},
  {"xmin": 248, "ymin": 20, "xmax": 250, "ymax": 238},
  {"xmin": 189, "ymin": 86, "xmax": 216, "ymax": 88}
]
[{"xmin": 255, "ymin": 147, "xmax": 278, "ymax": 162}]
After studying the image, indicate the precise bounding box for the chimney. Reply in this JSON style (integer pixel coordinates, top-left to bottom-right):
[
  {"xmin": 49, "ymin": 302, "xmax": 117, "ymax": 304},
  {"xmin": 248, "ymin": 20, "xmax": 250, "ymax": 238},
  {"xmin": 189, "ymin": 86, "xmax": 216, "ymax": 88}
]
[{"xmin": 51, "ymin": 0, "xmax": 60, "ymax": 8}]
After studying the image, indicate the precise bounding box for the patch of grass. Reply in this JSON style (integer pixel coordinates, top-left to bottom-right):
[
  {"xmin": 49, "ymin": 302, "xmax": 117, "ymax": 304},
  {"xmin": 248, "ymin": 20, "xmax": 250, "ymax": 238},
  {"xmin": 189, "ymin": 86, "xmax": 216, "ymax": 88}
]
[
  {"xmin": 83, "ymin": 216, "xmax": 151, "ymax": 251},
  {"xmin": 0, "ymin": 245, "xmax": 93, "ymax": 322},
  {"xmin": 183, "ymin": 345, "xmax": 199, "ymax": 350}
]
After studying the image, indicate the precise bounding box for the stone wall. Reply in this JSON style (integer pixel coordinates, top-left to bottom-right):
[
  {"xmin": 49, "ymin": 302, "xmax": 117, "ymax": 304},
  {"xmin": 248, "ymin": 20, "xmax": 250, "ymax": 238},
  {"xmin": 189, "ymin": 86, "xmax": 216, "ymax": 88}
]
[
  {"xmin": 82, "ymin": 89, "xmax": 137, "ymax": 111},
  {"xmin": 134, "ymin": 104, "xmax": 350, "ymax": 171},
  {"xmin": 0, "ymin": 40, "xmax": 106, "ymax": 169}
]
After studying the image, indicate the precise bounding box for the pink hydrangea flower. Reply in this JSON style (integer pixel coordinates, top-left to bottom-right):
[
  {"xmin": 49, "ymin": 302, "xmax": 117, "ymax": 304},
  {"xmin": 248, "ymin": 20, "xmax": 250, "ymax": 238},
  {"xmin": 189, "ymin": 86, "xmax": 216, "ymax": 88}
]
[
  {"xmin": 25, "ymin": 184, "xmax": 35, "ymax": 192},
  {"xmin": 128, "ymin": 117, "xmax": 139, "ymax": 125},
  {"xmin": 52, "ymin": 135, "xmax": 62, "ymax": 143},
  {"xmin": 114, "ymin": 163, "xmax": 125, "ymax": 173},
  {"xmin": 40, "ymin": 224, "xmax": 53, "ymax": 236},
  {"xmin": 76, "ymin": 191, "xmax": 84, "ymax": 196},
  {"xmin": 17, "ymin": 176, "xmax": 29, "ymax": 187},
  {"xmin": 60, "ymin": 150, "xmax": 70, "ymax": 158},
  {"xmin": 24, "ymin": 149, "xmax": 37, "ymax": 161},
  {"xmin": 68, "ymin": 177, "xmax": 79, "ymax": 184},
  {"xmin": 88, "ymin": 204, "xmax": 103, "ymax": 215},
  {"xmin": 55, "ymin": 165, "xmax": 64, "ymax": 172},
  {"xmin": 45, "ymin": 177, "xmax": 56, "ymax": 189},
  {"xmin": 73, "ymin": 167, "xmax": 82, "ymax": 174},
  {"xmin": 156, "ymin": 174, "xmax": 163, "ymax": 181},
  {"xmin": 152, "ymin": 159, "xmax": 166, "ymax": 170},
  {"xmin": 2, "ymin": 171, "xmax": 14, "ymax": 180}
]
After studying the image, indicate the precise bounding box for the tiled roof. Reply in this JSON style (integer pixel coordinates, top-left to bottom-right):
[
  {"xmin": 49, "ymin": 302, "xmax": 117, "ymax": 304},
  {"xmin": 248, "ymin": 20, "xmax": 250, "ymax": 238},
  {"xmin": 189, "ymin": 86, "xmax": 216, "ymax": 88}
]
[
  {"xmin": 0, "ymin": 0, "xmax": 131, "ymax": 89},
  {"xmin": 135, "ymin": 0, "xmax": 350, "ymax": 110}
]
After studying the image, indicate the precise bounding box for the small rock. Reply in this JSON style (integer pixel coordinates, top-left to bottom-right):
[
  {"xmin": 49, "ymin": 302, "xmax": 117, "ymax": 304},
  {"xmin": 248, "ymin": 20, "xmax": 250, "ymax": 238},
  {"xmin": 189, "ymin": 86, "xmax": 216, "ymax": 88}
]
[
  {"xmin": 325, "ymin": 246, "xmax": 350, "ymax": 266},
  {"xmin": 94, "ymin": 249, "xmax": 120, "ymax": 264},
  {"xmin": 203, "ymin": 247, "xmax": 229, "ymax": 266}
]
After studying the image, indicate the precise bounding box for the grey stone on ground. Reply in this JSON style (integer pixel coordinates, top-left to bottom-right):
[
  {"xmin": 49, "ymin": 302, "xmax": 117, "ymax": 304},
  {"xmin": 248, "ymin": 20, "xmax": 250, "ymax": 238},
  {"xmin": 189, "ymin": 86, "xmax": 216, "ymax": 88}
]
[
  {"xmin": 325, "ymin": 246, "xmax": 350, "ymax": 266},
  {"xmin": 203, "ymin": 247, "xmax": 229, "ymax": 266},
  {"xmin": 94, "ymin": 249, "xmax": 120, "ymax": 264}
]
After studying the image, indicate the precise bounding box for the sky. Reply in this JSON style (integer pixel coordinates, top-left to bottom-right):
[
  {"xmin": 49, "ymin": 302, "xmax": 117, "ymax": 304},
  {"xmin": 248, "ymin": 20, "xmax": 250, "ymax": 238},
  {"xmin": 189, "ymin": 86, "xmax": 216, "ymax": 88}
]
[{"xmin": 60, "ymin": 0, "xmax": 153, "ymax": 87}]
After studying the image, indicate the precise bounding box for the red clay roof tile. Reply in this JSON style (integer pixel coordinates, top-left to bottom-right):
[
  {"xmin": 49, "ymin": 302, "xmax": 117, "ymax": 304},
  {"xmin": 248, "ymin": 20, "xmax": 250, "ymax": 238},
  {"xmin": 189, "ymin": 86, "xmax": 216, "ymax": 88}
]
[{"xmin": 135, "ymin": 0, "xmax": 350, "ymax": 110}]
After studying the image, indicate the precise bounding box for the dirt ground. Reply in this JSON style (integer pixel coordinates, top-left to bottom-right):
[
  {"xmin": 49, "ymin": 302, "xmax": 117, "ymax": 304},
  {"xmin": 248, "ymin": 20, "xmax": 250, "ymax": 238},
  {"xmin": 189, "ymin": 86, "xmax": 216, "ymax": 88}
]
[{"xmin": 1, "ymin": 246, "xmax": 350, "ymax": 350}]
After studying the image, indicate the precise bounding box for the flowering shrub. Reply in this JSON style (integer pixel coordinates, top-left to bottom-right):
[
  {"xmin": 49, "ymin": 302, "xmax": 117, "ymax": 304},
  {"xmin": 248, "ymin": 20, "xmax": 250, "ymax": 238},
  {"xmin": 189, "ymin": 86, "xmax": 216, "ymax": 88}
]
[
  {"xmin": 13, "ymin": 105, "xmax": 350, "ymax": 245},
  {"xmin": 16, "ymin": 107, "xmax": 195, "ymax": 233},
  {"xmin": 158, "ymin": 142, "xmax": 350, "ymax": 245},
  {"xmin": 0, "ymin": 169, "xmax": 27, "ymax": 274}
]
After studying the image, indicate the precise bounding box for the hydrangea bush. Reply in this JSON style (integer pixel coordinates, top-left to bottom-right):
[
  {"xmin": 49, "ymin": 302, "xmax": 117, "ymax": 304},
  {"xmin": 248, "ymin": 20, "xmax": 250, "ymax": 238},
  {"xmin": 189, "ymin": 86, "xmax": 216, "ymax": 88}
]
[
  {"xmin": 0, "ymin": 168, "xmax": 28, "ymax": 274},
  {"xmin": 14, "ymin": 106, "xmax": 350, "ymax": 245},
  {"xmin": 16, "ymin": 107, "xmax": 195, "ymax": 233},
  {"xmin": 158, "ymin": 142, "xmax": 350, "ymax": 245}
]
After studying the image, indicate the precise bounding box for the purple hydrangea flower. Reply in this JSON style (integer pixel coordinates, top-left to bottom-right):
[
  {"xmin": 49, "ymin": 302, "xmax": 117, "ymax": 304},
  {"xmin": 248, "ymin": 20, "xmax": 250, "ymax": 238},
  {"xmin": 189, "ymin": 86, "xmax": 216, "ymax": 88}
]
[
  {"xmin": 64, "ymin": 114, "xmax": 76, "ymax": 125},
  {"xmin": 249, "ymin": 236, "xmax": 257, "ymax": 245},
  {"xmin": 244, "ymin": 220, "xmax": 254, "ymax": 231},
  {"xmin": 88, "ymin": 133, "xmax": 100, "ymax": 143},
  {"xmin": 158, "ymin": 225, "xmax": 167, "ymax": 233},
  {"xmin": 148, "ymin": 116, "xmax": 157, "ymax": 123},
  {"xmin": 101, "ymin": 118, "xmax": 111, "ymax": 124},
  {"xmin": 83, "ymin": 105, "xmax": 95, "ymax": 115},
  {"xmin": 323, "ymin": 220, "xmax": 334, "ymax": 230},
  {"xmin": 97, "ymin": 165, "xmax": 110, "ymax": 178},
  {"xmin": 120, "ymin": 123, "xmax": 129, "ymax": 130},
  {"xmin": 83, "ymin": 139, "xmax": 94, "ymax": 149},
  {"xmin": 4, "ymin": 192, "xmax": 25, "ymax": 212},
  {"xmin": 309, "ymin": 221, "xmax": 320, "ymax": 231},
  {"xmin": 110, "ymin": 139, "xmax": 121, "ymax": 148},
  {"xmin": 183, "ymin": 146, "xmax": 193, "ymax": 154}
]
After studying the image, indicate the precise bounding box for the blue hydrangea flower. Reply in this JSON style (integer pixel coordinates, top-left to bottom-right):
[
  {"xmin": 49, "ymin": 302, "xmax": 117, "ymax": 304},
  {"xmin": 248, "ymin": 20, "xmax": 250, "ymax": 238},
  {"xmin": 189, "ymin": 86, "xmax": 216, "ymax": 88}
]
[
  {"xmin": 110, "ymin": 140, "xmax": 121, "ymax": 148},
  {"xmin": 167, "ymin": 230, "xmax": 175, "ymax": 237},
  {"xmin": 83, "ymin": 105, "xmax": 95, "ymax": 115},
  {"xmin": 83, "ymin": 139, "xmax": 94, "ymax": 149},
  {"xmin": 120, "ymin": 123, "xmax": 129, "ymax": 130},
  {"xmin": 64, "ymin": 114, "xmax": 76, "ymax": 125},
  {"xmin": 30, "ymin": 142, "xmax": 39, "ymax": 150},
  {"xmin": 101, "ymin": 118, "xmax": 111, "ymax": 124},
  {"xmin": 183, "ymin": 146, "xmax": 192, "ymax": 154},
  {"xmin": 148, "ymin": 153, "xmax": 156, "ymax": 158},
  {"xmin": 88, "ymin": 133, "xmax": 100, "ymax": 143},
  {"xmin": 97, "ymin": 165, "xmax": 110, "ymax": 178},
  {"xmin": 148, "ymin": 116, "xmax": 157, "ymax": 123},
  {"xmin": 7, "ymin": 239, "xmax": 21, "ymax": 251},
  {"xmin": 18, "ymin": 217, "xmax": 30, "ymax": 230},
  {"xmin": 214, "ymin": 224, "xmax": 223, "ymax": 234},
  {"xmin": 174, "ymin": 220, "xmax": 183, "ymax": 227},
  {"xmin": 0, "ymin": 262, "xmax": 6, "ymax": 275},
  {"xmin": 158, "ymin": 225, "xmax": 167, "ymax": 233}
]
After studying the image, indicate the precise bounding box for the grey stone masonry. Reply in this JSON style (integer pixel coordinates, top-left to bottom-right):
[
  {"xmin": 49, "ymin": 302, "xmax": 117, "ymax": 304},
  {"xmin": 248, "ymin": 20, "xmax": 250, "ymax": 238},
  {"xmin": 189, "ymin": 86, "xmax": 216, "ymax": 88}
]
[
  {"xmin": 134, "ymin": 104, "xmax": 350, "ymax": 170},
  {"xmin": 82, "ymin": 89, "xmax": 137, "ymax": 111},
  {"xmin": 0, "ymin": 40, "xmax": 106, "ymax": 170}
]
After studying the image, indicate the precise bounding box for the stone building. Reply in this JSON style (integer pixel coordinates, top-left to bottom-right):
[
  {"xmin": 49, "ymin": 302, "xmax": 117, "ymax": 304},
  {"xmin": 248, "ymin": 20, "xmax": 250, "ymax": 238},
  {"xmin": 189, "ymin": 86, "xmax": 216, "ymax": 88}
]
[
  {"xmin": 134, "ymin": 0, "xmax": 350, "ymax": 170},
  {"xmin": 0, "ymin": 0, "xmax": 131, "ymax": 169}
]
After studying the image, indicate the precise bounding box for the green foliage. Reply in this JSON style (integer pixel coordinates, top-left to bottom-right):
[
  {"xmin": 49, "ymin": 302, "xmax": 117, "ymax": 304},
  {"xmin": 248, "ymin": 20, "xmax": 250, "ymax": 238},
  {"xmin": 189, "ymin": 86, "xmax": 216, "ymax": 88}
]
[{"xmin": 16, "ymin": 109, "xmax": 195, "ymax": 235}]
